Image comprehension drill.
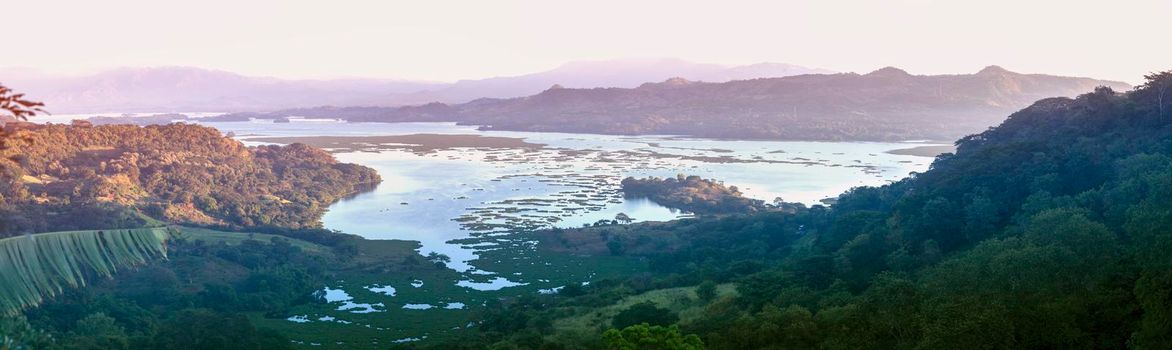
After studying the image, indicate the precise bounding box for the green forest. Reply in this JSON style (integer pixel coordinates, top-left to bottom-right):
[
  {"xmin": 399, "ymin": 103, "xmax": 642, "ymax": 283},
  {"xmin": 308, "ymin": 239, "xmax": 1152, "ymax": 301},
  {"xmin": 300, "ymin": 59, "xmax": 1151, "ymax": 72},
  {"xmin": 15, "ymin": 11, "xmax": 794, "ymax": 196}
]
[
  {"xmin": 1, "ymin": 71, "xmax": 1172, "ymax": 349},
  {"xmin": 620, "ymin": 175, "xmax": 767, "ymax": 214},
  {"xmin": 391, "ymin": 72, "xmax": 1172, "ymax": 349}
]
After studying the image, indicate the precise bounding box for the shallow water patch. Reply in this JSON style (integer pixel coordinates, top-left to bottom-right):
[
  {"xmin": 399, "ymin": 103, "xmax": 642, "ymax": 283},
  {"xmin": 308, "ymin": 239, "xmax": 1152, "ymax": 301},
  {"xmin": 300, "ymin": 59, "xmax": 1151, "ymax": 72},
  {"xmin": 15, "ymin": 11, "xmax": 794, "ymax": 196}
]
[
  {"xmin": 456, "ymin": 277, "xmax": 528, "ymax": 291},
  {"xmin": 365, "ymin": 284, "xmax": 397, "ymax": 296},
  {"xmin": 403, "ymin": 303, "xmax": 434, "ymax": 310}
]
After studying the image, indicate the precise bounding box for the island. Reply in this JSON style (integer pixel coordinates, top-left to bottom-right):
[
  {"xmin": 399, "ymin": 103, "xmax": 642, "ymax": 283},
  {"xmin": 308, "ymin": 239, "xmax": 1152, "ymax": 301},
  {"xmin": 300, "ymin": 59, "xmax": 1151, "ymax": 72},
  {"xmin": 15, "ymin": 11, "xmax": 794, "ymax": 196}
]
[{"xmin": 620, "ymin": 175, "xmax": 766, "ymax": 215}]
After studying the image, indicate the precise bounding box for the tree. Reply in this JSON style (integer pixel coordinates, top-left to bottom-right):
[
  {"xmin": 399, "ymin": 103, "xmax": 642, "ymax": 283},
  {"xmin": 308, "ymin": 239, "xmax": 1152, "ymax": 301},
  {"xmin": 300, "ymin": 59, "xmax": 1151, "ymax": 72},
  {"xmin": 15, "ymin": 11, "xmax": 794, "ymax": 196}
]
[
  {"xmin": 0, "ymin": 315, "xmax": 53, "ymax": 350},
  {"xmin": 1, "ymin": 85, "xmax": 43, "ymax": 185},
  {"xmin": 962, "ymin": 189, "xmax": 998, "ymax": 243},
  {"xmin": 612, "ymin": 301, "xmax": 679, "ymax": 329},
  {"xmin": 615, "ymin": 212, "xmax": 634, "ymax": 224},
  {"xmin": 426, "ymin": 252, "xmax": 451, "ymax": 268},
  {"xmin": 695, "ymin": 281, "xmax": 717, "ymax": 302},
  {"xmin": 1140, "ymin": 71, "xmax": 1172, "ymax": 116},
  {"xmin": 0, "ymin": 85, "xmax": 45, "ymax": 122},
  {"xmin": 602, "ymin": 324, "xmax": 704, "ymax": 350},
  {"xmin": 607, "ymin": 238, "xmax": 626, "ymax": 256},
  {"xmin": 151, "ymin": 309, "xmax": 290, "ymax": 350},
  {"xmin": 1133, "ymin": 269, "xmax": 1172, "ymax": 348},
  {"xmin": 560, "ymin": 283, "xmax": 585, "ymax": 297},
  {"xmin": 65, "ymin": 313, "xmax": 129, "ymax": 350}
]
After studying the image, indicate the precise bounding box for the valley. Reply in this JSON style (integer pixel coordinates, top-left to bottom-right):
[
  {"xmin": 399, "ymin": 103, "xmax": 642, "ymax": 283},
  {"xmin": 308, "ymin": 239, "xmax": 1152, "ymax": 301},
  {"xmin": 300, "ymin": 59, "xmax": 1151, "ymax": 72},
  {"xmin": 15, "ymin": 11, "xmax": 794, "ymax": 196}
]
[
  {"xmin": 4, "ymin": 4, "xmax": 1169, "ymax": 347},
  {"xmin": 104, "ymin": 119, "xmax": 931, "ymax": 347}
]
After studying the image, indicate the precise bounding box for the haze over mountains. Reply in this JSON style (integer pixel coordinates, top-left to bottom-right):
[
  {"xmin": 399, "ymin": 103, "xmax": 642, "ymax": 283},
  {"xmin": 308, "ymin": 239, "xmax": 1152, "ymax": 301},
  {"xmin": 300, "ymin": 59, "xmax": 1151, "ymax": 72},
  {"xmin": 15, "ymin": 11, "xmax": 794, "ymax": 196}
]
[
  {"xmin": 208, "ymin": 66, "xmax": 1129, "ymax": 142},
  {"xmin": 1, "ymin": 58, "xmax": 832, "ymax": 113},
  {"xmin": 386, "ymin": 58, "xmax": 835, "ymax": 106},
  {"xmin": 8, "ymin": 59, "xmax": 1130, "ymax": 141},
  {"xmin": 0, "ymin": 67, "xmax": 443, "ymax": 113}
]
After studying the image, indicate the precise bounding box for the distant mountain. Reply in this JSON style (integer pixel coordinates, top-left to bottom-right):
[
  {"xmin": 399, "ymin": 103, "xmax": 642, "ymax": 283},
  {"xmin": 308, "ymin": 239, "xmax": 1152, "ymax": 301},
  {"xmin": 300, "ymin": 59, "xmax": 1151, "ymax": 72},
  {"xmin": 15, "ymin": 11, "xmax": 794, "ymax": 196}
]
[
  {"xmin": 1, "ymin": 67, "xmax": 444, "ymax": 113},
  {"xmin": 1, "ymin": 59, "xmax": 831, "ymax": 114},
  {"xmin": 461, "ymin": 66, "xmax": 1132, "ymax": 141},
  {"xmin": 211, "ymin": 66, "xmax": 1129, "ymax": 142},
  {"xmin": 374, "ymin": 58, "xmax": 835, "ymax": 106}
]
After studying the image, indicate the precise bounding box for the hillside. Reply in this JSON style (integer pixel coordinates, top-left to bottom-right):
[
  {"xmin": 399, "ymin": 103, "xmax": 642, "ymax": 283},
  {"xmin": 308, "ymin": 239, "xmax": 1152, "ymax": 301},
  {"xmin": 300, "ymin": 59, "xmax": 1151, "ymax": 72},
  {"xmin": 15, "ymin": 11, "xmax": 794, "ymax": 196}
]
[
  {"xmin": 2, "ymin": 59, "xmax": 828, "ymax": 113},
  {"xmin": 7, "ymin": 74, "xmax": 1171, "ymax": 348},
  {"xmin": 379, "ymin": 58, "xmax": 834, "ymax": 106},
  {"xmin": 208, "ymin": 66, "xmax": 1129, "ymax": 142},
  {"xmin": 0, "ymin": 123, "xmax": 380, "ymax": 236},
  {"xmin": 1, "ymin": 67, "xmax": 443, "ymax": 113},
  {"xmin": 401, "ymin": 73, "xmax": 1172, "ymax": 349},
  {"xmin": 457, "ymin": 66, "xmax": 1130, "ymax": 141}
]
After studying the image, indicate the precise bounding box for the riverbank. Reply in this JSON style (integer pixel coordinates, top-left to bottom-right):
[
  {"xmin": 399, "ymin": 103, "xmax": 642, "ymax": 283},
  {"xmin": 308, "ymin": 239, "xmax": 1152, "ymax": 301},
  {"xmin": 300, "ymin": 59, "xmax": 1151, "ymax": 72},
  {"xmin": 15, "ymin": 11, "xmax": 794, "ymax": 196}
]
[{"xmin": 885, "ymin": 144, "xmax": 956, "ymax": 157}]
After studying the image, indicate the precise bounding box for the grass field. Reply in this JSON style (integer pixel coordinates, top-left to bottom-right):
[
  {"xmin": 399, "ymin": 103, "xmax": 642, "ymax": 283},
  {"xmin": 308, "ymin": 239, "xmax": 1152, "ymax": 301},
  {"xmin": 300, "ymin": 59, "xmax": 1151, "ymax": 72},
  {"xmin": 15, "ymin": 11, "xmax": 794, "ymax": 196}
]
[
  {"xmin": 552, "ymin": 283, "xmax": 738, "ymax": 337},
  {"xmin": 176, "ymin": 226, "xmax": 332, "ymax": 254}
]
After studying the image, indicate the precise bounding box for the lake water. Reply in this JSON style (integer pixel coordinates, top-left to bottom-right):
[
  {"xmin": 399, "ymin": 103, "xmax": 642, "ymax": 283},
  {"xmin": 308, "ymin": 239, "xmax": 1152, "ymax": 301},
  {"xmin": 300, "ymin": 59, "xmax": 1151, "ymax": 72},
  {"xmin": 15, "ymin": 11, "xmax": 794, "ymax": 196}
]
[
  {"xmin": 43, "ymin": 116, "xmax": 940, "ymax": 342},
  {"xmin": 202, "ymin": 119, "xmax": 937, "ymax": 274}
]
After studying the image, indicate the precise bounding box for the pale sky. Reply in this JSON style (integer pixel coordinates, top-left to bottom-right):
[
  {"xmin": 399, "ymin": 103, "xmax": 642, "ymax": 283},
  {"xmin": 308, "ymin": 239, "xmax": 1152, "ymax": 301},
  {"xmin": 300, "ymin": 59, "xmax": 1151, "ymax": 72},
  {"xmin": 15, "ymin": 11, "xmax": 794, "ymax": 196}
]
[{"xmin": 4, "ymin": 0, "xmax": 1169, "ymax": 83}]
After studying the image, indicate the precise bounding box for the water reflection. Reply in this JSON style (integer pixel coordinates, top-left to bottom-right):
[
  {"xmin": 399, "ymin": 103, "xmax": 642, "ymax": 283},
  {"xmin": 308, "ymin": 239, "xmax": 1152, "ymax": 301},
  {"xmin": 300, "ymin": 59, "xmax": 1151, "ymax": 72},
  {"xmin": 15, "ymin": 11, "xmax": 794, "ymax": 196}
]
[{"xmin": 209, "ymin": 121, "xmax": 935, "ymax": 279}]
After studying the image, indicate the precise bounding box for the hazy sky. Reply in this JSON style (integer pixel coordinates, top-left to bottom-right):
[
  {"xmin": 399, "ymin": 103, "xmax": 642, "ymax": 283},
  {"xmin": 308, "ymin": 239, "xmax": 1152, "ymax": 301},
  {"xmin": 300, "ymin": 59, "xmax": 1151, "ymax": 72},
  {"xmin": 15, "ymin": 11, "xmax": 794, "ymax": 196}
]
[{"xmin": 4, "ymin": 0, "xmax": 1169, "ymax": 83}]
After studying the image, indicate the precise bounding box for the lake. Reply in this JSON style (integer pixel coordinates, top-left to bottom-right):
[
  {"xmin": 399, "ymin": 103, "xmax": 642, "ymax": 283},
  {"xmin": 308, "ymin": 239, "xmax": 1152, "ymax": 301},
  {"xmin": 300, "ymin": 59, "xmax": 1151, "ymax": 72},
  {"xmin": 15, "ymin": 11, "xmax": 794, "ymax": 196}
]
[
  {"xmin": 42, "ymin": 116, "xmax": 942, "ymax": 344},
  {"xmin": 205, "ymin": 119, "xmax": 937, "ymax": 275}
]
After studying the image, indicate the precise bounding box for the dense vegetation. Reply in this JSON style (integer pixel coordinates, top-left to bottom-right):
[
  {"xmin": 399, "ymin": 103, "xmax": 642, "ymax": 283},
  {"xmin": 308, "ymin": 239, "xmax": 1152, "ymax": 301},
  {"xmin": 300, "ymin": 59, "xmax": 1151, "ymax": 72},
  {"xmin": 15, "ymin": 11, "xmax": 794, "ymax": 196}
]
[
  {"xmin": 0, "ymin": 228, "xmax": 169, "ymax": 315},
  {"xmin": 1, "ymin": 228, "xmax": 335, "ymax": 349},
  {"xmin": 0, "ymin": 90, "xmax": 412, "ymax": 349},
  {"xmin": 0, "ymin": 224, "xmax": 475, "ymax": 350},
  {"xmin": 401, "ymin": 72, "xmax": 1172, "ymax": 349},
  {"xmin": 6, "ymin": 72, "xmax": 1172, "ymax": 349},
  {"xmin": 621, "ymin": 175, "xmax": 767, "ymax": 214},
  {"xmin": 0, "ymin": 123, "xmax": 380, "ymax": 237}
]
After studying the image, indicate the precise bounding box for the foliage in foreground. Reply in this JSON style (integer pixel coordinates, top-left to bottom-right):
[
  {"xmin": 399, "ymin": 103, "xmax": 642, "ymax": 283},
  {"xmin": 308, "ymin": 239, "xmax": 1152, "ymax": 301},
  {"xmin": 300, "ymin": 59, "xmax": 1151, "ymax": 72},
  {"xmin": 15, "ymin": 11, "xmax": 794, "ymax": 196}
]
[
  {"xmin": 0, "ymin": 228, "xmax": 168, "ymax": 316},
  {"xmin": 8, "ymin": 74, "xmax": 1172, "ymax": 349},
  {"xmin": 602, "ymin": 324, "xmax": 704, "ymax": 350},
  {"xmin": 7, "ymin": 228, "xmax": 345, "ymax": 350}
]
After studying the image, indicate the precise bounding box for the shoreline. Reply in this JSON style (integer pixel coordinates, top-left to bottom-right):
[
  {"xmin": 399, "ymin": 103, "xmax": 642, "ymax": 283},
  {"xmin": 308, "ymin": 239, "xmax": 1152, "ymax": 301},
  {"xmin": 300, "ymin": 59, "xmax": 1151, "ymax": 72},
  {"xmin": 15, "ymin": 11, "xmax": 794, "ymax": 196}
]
[
  {"xmin": 248, "ymin": 133, "xmax": 546, "ymax": 153},
  {"xmin": 884, "ymin": 145, "xmax": 956, "ymax": 157}
]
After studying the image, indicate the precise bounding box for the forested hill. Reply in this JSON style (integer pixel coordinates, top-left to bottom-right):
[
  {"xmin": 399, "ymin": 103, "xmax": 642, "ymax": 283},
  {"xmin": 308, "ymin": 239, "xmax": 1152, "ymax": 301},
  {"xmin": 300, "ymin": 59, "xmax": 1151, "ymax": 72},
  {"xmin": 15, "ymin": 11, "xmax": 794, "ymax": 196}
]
[
  {"xmin": 411, "ymin": 73, "xmax": 1172, "ymax": 349},
  {"xmin": 0, "ymin": 123, "xmax": 380, "ymax": 237},
  {"xmin": 204, "ymin": 66, "xmax": 1129, "ymax": 142}
]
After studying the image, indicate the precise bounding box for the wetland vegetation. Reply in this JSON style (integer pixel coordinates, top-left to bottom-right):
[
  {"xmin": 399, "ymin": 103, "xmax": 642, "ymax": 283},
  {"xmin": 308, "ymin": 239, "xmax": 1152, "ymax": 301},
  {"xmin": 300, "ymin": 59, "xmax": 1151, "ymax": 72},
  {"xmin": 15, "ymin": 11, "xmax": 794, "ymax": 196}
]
[
  {"xmin": 620, "ymin": 175, "xmax": 768, "ymax": 214},
  {"xmin": 5, "ymin": 0, "xmax": 1171, "ymax": 347},
  {"xmin": 5, "ymin": 68, "xmax": 1171, "ymax": 350}
]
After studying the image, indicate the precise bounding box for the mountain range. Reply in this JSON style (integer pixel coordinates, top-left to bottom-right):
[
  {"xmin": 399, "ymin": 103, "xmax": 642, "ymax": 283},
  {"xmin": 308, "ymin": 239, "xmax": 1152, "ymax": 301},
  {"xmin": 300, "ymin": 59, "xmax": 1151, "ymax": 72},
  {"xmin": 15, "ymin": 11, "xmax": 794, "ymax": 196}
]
[
  {"xmin": 1, "ymin": 59, "xmax": 832, "ymax": 113},
  {"xmin": 206, "ymin": 66, "xmax": 1130, "ymax": 141},
  {"xmin": 382, "ymin": 59, "xmax": 835, "ymax": 106}
]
